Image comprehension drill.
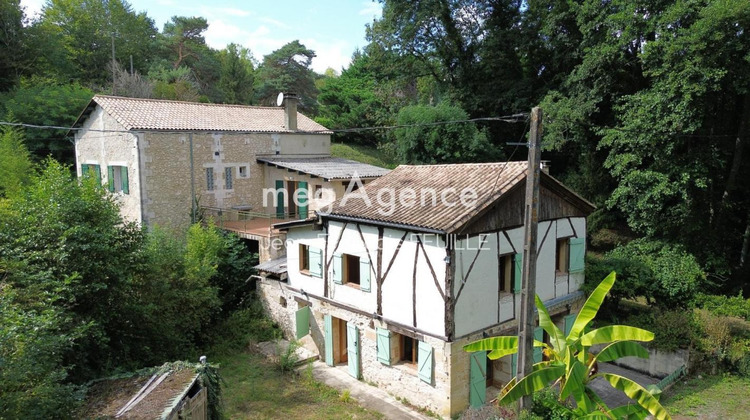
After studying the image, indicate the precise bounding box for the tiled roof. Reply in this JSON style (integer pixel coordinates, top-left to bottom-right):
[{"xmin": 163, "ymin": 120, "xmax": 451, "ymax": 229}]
[
  {"xmin": 257, "ymin": 156, "xmax": 390, "ymax": 180},
  {"xmin": 326, "ymin": 162, "xmax": 526, "ymax": 232},
  {"xmin": 325, "ymin": 162, "xmax": 594, "ymax": 233},
  {"xmin": 83, "ymin": 95, "xmax": 330, "ymax": 133}
]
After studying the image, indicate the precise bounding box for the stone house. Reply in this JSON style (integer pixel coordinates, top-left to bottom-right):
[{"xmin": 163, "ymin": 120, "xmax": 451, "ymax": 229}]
[
  {"xmin": 72, "ymin": 94, "xmax": 388, "ymax": 261},
  {"xmin": 256, "ymin": 162, "xmax": 595, "ymax": 417}
]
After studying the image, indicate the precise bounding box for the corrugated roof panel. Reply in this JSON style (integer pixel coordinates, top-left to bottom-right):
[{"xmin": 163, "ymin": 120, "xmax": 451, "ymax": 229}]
[{"xmin": 257, "ymin": 157, "xmax": 390, "ymax": 179}]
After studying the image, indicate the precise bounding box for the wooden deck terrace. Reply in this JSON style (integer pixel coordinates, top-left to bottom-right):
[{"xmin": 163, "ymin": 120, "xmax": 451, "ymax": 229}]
[{"xmin": 201, "ymin": 207, "xmax": 293, "ymax": 239}]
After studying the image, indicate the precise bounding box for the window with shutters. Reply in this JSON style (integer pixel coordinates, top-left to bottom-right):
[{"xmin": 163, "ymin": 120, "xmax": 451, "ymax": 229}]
[
  {"xmin": 299, "ymin": 245, "xmax": 322, "ymax": 278},
  {"xmin": 238, "ymin": 165, "xmax": 248, "ymax": 178},
  {"xmin": 343, "ymin": 254, "xmax": 361, "ymax": 286},
  {"xmin": 556, "ymin": 238, "xmax": 570, "ymax": 273},
  {"xmin": 81, "ymin": 164, "xmax": 102, "ymax": 185},
  {"xmin": 299, "ymin": 244, "xmax": 310, "ymax": 273},
  {"xmin": 107, "ymin": 165, "xmax": 129, "ymax": 194},
  {"xmin": 400, "ymin": 335, "xmax": 417, "ymax": 365},
  {"xmin": 225, "ymin": 167, "xmax": 233, "ymax": 189},
  {"xmin": 206, "ymin": 168, "xmax": 214, "ymax": 191}
]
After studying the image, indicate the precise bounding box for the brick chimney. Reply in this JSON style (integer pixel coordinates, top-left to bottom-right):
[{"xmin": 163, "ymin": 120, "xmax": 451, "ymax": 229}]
[{"xmin": 283, "ymin": 93, "xmax": 298, "ymax": 131}]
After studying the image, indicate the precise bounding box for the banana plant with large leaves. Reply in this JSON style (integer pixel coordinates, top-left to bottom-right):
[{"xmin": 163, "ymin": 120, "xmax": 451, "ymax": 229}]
[{"xmin": 463, "ymin": 272, "xmax": 671, "ymax": 420}]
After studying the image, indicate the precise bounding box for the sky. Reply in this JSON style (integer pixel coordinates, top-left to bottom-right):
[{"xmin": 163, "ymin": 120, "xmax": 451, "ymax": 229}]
[{"xmin": 20, "ymin": 0, "xmax": 383, "ymax": 74}]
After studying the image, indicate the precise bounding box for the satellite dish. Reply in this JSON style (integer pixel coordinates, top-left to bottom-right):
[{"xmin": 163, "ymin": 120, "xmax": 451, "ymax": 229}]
[{"xmin": 276, "ymin": 92, "xmax": 285, "ymax": 107}]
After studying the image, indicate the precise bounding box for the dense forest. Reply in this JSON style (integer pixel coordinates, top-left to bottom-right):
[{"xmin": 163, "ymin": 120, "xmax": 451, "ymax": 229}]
[{"xmin": 1, "ymin": 0, "xmax": 750, "ymax": 417}]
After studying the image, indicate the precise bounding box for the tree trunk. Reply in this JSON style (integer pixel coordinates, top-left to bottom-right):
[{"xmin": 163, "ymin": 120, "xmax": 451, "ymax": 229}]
[{"xmin": 721, "ymin": 94, "xmax": 750, "ymax": 204}]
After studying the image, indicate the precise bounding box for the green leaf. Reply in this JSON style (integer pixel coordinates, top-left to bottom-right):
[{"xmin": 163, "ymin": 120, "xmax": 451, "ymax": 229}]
[
  {"xmin": 463, "ymin": 336, "xmax": 517, "ymax": 360},
  {"xmin": 569, "ymin": 271, "xmax": 616, "ymax": 340},
  {"xmin": 581, "ymin": 326, "xmax": 654, "ymax": 346},
  {"xmin": 595, "ymin": 341, "xmax": 650, "ymax": 364},
  {"xmin": 608, "ymin": 404, "xmax": 650, "ymax": 420},
  {"xmin": 536, "ymin": 294, "xmax": 566, "ymax": 352},
  {"xmin": 560, "ymin": 359, "xmax": 590, "ymax": 412},
  {"xmin": 498, "ymin": 365, "xmax": 566, "ymax": 405},
  {"xmin": 601, "ymin": 373, "xmax": 672, "ymax": 420}
]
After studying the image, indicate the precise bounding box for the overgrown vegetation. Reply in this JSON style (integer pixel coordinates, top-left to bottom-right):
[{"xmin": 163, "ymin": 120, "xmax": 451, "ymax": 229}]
[{"xmin": 0, "ymin": 158, "xmax": 259, "ymax": 417}]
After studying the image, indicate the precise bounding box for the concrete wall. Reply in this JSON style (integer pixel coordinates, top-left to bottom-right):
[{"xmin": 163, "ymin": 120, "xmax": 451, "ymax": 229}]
[
  {"xmin": 453, "ymin": 217, "xmax": 586, "ymax": 338},
  {"xmin": 591, "ymin": 345, "xmax": 689, "ymax": 378},
  {"xmin": 75, "ymin": 107, "xmax": 142, "ymax": 223},
  {"xmin": 275, "ymin": 133, "xmax": 330, "ymax": 156}
]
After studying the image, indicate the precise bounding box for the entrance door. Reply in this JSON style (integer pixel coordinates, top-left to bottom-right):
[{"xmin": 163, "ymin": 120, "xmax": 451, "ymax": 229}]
[
  {"xmin": 337, "ymin": 318, "xmax": 348, "ymax": 364},
  {"xmin": 469, "ymin": 351, "xmax": 487, "ymax": 407},
  {"xmin": 347, "ymin": 322, "xmax": 359, "ymax": 379},
  {"xmin": 486, "ymin": 355, "xmax": 494, "ymax": 387}
]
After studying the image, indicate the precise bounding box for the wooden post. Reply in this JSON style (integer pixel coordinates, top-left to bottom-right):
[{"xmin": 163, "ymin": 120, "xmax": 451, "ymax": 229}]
[{"xmin": 517, "ymin": 107, "xmax": 543, "ymax": 411}]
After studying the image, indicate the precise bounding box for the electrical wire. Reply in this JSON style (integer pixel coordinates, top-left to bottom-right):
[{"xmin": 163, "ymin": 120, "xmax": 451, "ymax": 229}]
[{"xmin": 0, "ymin": 113, "xmax": 529, "ymax": 137}]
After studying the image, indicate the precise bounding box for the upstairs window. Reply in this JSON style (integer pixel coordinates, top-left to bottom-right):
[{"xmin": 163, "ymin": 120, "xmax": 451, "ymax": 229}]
[
  {"xmin": 107, "ymin": 166, "xmax": 129, "ymax": 194},
  {"xmin": 225, "ymin": 167, "xmax": 233, "ymax": 190},
  {"xmin": 499, "ymin": 254, "xmax": 513, "ymax": 294},
  {"xmin": 332, "ymin": 252, "xmax": 371, "ymax": 291},
  {"xmin": 299, "ymin": 244, "xmax": 322, "ymax": 278},
  {"xmin": 206, "ymin": 168, "xmax": 214, "ymax": 191},
  {"xmin": 81, "ymin": 164, "xmax": 102, "ymax": 185}
]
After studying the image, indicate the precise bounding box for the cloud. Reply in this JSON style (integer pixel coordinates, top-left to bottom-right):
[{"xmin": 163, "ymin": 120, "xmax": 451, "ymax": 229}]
[
  {"xmin": 217, "ymin": 7, "xmax": 252, "ymax": 17},
  {"xmin": 205, "ymin": 19, "xmax": 252, "ymax": 49},
  {"xmin": 259, "ymin": 17, "xmax": 291, "ymax": 29},
  {"xmin": 303, "ymin": 38, "xmax": 352, "ymax": 73},
  {"xmin": 358, "ymin": 1, "xmax": 382, "ymax": 18}
]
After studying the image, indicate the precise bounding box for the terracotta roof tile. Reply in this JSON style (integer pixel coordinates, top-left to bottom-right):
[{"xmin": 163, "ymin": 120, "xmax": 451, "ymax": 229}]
[
  {"xmin": 326, "ymin": 162, "xmax": 529, "ymax": 233},
  {"xmin": 92, "ymin": 95, "xmax": 330, "ymax": 133}
]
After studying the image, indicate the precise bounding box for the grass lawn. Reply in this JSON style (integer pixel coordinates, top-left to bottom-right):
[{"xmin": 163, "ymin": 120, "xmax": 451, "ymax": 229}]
[
  {"xmin": 662, "ymin": 374, "xmax": 750, "ymax": 419},
  {"xmin": 215, "ymin": 348, "xmax": 383, "ymax": 420},
  {"xmin": 330, "ymin": 143, "xmax": 398, "ymax": 169}
]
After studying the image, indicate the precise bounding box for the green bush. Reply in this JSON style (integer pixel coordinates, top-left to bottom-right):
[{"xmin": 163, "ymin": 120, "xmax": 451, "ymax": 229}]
[
  {"xmin": 528, "ymin": 389, "xmax": 573, "ymax": 420},
  {"xmin": 695, "ymin": 293, "xmax": 750, "ymax": 321},
  {"xmin": 586, "ymin": 239, "xmax": 705, "ymax": 309}
]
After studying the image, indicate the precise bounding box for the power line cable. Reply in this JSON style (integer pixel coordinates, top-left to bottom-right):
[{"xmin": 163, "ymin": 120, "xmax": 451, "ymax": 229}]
[{"xmin": 0, "ymin": 113, "xmax": 529, "ymax": 137}]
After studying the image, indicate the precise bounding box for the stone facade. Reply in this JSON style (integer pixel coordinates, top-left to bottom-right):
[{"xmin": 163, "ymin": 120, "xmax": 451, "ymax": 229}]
[{"xmin": 258, "ymin": 275, "xmax": 584, "ymax": 418}]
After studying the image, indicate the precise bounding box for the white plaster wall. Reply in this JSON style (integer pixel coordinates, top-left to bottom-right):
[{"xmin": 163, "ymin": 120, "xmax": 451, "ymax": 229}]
[
  {"xmin": 453, "ymin": 217, "xmax": 587, "ymax": 337},
  {"xmin": 381, "ymin": 231, "xmax": 447, "ymax": 336},
  {"xmin": 324, "ymin": 222, "xmax": 379, "ymax": 314},
  {"xmin": 75, "ymin": 107, "xmax": 142, "ymax": 223},
  {"xmin": 286, "ymin": 225, "xmax": 327, "ymax": 296},
  {"xmin": 284, "ymin": 221, "xmax": 448, "ymax": 338}
]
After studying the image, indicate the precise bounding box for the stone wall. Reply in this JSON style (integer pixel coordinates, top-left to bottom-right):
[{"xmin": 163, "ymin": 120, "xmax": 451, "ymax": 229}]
[{"xmin": 257, "ymin": 279, "xmax": 453, "ymax": 417}]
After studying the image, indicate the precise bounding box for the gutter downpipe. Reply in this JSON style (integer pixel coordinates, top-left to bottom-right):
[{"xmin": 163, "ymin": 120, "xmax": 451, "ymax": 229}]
[{"xmin": 189, "ymin": 133, "xmax": 196, "ymax": 223}]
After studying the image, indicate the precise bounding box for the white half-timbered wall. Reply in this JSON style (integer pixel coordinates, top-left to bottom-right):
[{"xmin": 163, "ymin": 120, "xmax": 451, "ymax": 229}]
[
  {"xmin": 286, "ymin": 221, "xmax": 449, "ymax": 338},
  {"xmin": 452, "ymin": 217, "xmax": 586, "ymax": 337}
]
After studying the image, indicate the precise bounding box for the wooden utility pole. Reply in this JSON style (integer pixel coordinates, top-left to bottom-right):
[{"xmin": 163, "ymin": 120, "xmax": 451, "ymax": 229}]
[{"xmin": 516, "ymin": 107, "xmax": 543, "ymax": 411}]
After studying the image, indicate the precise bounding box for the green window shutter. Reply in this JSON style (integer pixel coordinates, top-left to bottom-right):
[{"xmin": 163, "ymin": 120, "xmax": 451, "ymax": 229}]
[
  {"xmin": 510, "ymin": 353, "xmax": 517, "ymax": 380},
  {"xmin": 513, "ymin": 252, "xmax": 523, "ymax": 293},
  {"xmin": 296, "ymin": 306, "xmax": 310, "ymax": 339},
  {"xmin": 533, "ymin": 327, "xmax": 544, "ymax": 363},
  {"xmin": 564, "ymin": 314, "xmax": 577, "ymax": 337},
  {"xmin": 298, "ymin": 181, "xmax": 308, "ymax": 219},
  {"xmin": 120, "ymin": 166, "xmax": 129, "ymax": 194},
  {"xmin": 332, "ymin": 254, "xmax": 343, "ymax": 284},
  {"xmin": 417, "ymin": 341, "xmax": 433, "ymax": 384},
  {"xmin": 309, "ymin": 247, "xmax": 322, "ymax": 278},
  {"xmin": 469, "ymin": 351, "xmax": 486, "ymax": 407},
  {"xmin": 324, "ymin": 314, "xmax": 334, "ymax": 366},
  {"xmin": 376, "ymin": 328, "xmax": 391, "ymax": 365},
  {"xmin": 359, "ymin": 258, "xmax": 371, "ymax": 292},
  {"xmin": 80, "ymin": 164, "xmax": 89, "ymax": 176},
  {"xmin": 275, "ymin": 180, "xmax": 285, "ymax": 218},
  {"xmin": 569, "ymin": 237, "xmax": 585, "ymax": 273},
  {"xmin": 93, "ymin": 164, "xmax": 102, "ymax": 185},
  {"xmin": 107, "ymin": 166, "xmax": 115, "ymax": 192},
  {"xmin": 347, "ymin": 322, "xmax": 359, "ymax": 379}
]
